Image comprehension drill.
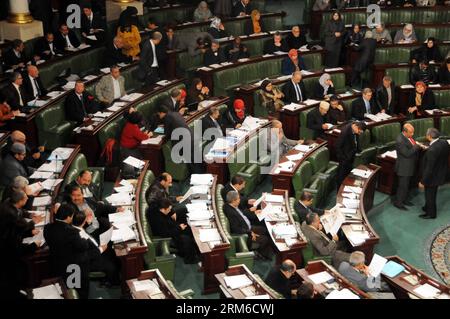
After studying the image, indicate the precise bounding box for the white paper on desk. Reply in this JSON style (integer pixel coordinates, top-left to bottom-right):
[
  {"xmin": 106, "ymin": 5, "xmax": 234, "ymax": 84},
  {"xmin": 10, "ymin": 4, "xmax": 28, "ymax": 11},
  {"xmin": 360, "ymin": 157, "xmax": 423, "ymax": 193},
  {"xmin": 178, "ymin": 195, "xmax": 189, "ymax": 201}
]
[
  {"xmin": 119, "ymin": 179, "xmax": 133, "ymax": 187},
  {"xmin": 241, "ymin": 116, "xmax": 261, "ymax": 131},
  {"xmin": 199, "ymin": 228, "xmax": 221, "ymax": 243},
  {"xmin": 123, "ymin": 156, "xmax": 145, "ymax": 169},
  {"xmin": 246, "ymin": 294, "xmax": 270, "ymax": 299},
  {"xmin": 114, "ymin": 184, "xmax": 134, "ymax": 193},
  {"xmin": 342, "ymin": 192, "xmax": 358, "ymax": 200},
  {"xmin": 343, "ymin": 186, "xmax": 362, "ymax": 194},
  {"xmin": 351, "ymin": 168, "xmax": 370, "ymax": 178},
  {"xmin": 286, "ymin": 153, "xmax": 303, "ymax": 162},
  {"xmin": 33, "ymin": 196, "xmax": 52, "ymax": 207},
  {"xmin": 382, "ymin": 150, "xmax": 397, "ymax": 159},
  {"xmin": 343, "ymin": 198, "xmax": 360, "ymax": 209},
  {"xmin": 133, "ymin": 279, "xmax": 162, "ymax": 294},
  {"xmin": 98, "ymin": 226, "xmax": 113, "ymax": 246},
  {"xmin": 191, "ymin": 185, "xmax": 209, "ymax": 195},
  {"xmin": 278, "ymin": 160, "xmax": 295, "ymax": 172},
  {"xmin": 190, "ymin": 174, "xmax": 213, "ymax": 186},
  {"xmin": 187, "ymin": 210, "xmax": 213, "ymax": 221},
  {"xmin": 303, "ymin": 99, "xmax": 321, "ymax": 106},
  {"xmin": 111, "ymin": 226, "xmax": 136, "ymax": 242},
  {"xmin": 197, "ymin": 66, "xmax": 212, "ymax": 71},
  {"xmin": 141, "ymin": 135, "xmax": 163, "ymax": 145},
  {"xmin": 27, "ymin": 99, "xmax": 47, "ymax": 107},
  {"xmin": 40, "ymin": 179, "xmax": 63, "ymax": 190},
  {"xmin": 346, "ymin": 230, "xmax": 369, "ymax": 245},
  {"xmin": 85, "ymin": 35, "xmax": 97, "ymax": 41},
  {"xmin": 38, "ymin": 162, "xmax": 62, "ymax": 173},
  {"xmin": 262, "ymin": 54, "xmax": 274, "ymax": 58},
  {"xmin": 32, "ymin": 284, "xmax": 63, "ymax": 299},
  {"xmin": 29, "ymin": 211, "xmax": 49, "ymax": 227},
  {"xmin": 29, "ymin": 171, "xmax": 54, "ymax": 179},
  {"xmin": 413, "ymin": 283, "xmax": 441, "ymax": 299},
  {"xmin": 121, "ymin": 93, "xmax": 143, "ymax": 102},
  {"xmin": 83, "ymin": 74, "xmax": 97, "ymax": 81},
  {"xmin": 156, "ymin": 80, "xmax": 171, "ymax": 86},
  {"xmin": 62, "ymin": 81, "xmax": 76, "ymax": 90},
  {"xmin": 276, "ymin": 75, "xmax": 291, "ymax": 81},
  {"xmin": 282, "ymin": 103, "xmax": 302, "ymax": 111},
  {"xmin": 28, "ymin": 182, "xmax": 44, "ymax": 194},
  {"xmin": 81, "ymin": 125, "xmax": 94, "ymax": 131},
  {"xmin": 326, "ymin": 288, "xmax": 360, "ymax": 299},
  {"xmin": 109, "ymin": 210, "xmax": 135, "ymax": 224},
  {"xmin": 294, "ymin": 144, "xmax": 312, "ymax": 152},
  {"xmin": 23, "ymin": 228, "xmax": 45, "ymax": 246},
  {"xmin": 78, "ymin": 43, "xmax": 91, "ymax": 50},
  {"xmin": 264, "ymin": 194, "xmax": 283, "ymax": 203},
  {"xmin": 368, "ymin": 254, "xmax": 388, "ymax": 277},
  {"xmin": 428, "ymin": 84, "xmax": 441, "ymax": 88},
  {"xmin": 341, "ymin": 208, "xmax": 357, "ymax": 215},
  {"xmin": 224, "ymin": 274, "xmax": 252, "ymax": 290},
  {"xmin": 301, "ymin": 70, "xmax": 314, "ymax": 76},
  {"xmin": 273, "ymin": 51, "xmax": 286, "ymax": 55},
  {"xmin": 272, "ymin": 224, "xmax": 297, "ymax": 237},
  {"xmin": 308, "ymin": 271, "xmax": 334, "ymax": 284},
  {"xmin": 209, "ymin": 63, "xmax": 222, "ymax": 69},
  {"xmin": 48, "ymin": 147, "xmax": 73, "ymax": 161},
  {"xmin": 324, "ymin": 67, "xmax": 344, "ymax": 72},
  {"xmin": 106, "ymin": 193, "xmax": 133, "ymax": 206},
  {"xmin": 400, "ymin": 84, "xmax": 414, "ymax": 89},
  {"xmin": 338, "ymin": 92, "xmax": 353, "ymax": 98}
]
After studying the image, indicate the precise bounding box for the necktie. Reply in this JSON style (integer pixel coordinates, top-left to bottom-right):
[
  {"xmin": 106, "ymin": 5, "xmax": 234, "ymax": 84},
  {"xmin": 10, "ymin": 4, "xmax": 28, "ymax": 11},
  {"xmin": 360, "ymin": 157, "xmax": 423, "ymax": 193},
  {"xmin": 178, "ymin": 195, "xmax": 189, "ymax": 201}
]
[
  {"xmin": 409, "ymin": 137, "xmax": 416, "ymax": 145},
  {"xmin": 17, "ymin": 86, "xmax": 24, "ymax": 106},
  {"xmin": 295, "ymin": 83, "xmax": 303, "ymax": 102},
  {"xmin": 236, "ymin": 207, "xmax": 251, "ymax": 230},
  {"xmin": 34, "ymin": 78, "xmax": 41, "ymax": 96},
  {"xmin": 79, "ymin": 94, "xmax": 87, "ymax": 116},
  {"xmin": 365, "ymin": 100, "xmax": 371, "ymax": 114}
]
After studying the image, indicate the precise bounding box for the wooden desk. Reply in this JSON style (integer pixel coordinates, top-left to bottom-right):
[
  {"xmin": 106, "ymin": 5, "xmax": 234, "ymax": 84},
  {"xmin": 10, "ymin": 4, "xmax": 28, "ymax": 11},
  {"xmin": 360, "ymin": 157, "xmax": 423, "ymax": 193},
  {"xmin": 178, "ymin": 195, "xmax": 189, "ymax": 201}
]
[
  {"xmin": 127, "ymin": 269, "xmax": 184, "ymax": 299},
  {"xmin": 29, "ymin": 277, "xmax": 72, "ymax": 299},
  {"xmin": 205, "ymin": 120, "xmax": 271, "ymax": 185},
  {"xmin": 188, "ymin": 176, "xmax": 231, "ymax": 294},
  {"xmin": 382, "ymin": 255, "xmax": 450, "ymax": 299},
  {"xmin": 74, "ymin": 78, "xmax": 184, "ymax": 168},
  {"xmin": 215, "ymin": 264, "xmax": 282, "ymax": 299},
  {"xmin": 263, "ymin": 189, "xmax": 307, "ymax": 267},
  {"xmin": 270, "ymin": 139, "xmax": 327, "ymax": 196},
  {"xmin": 23, "ymin": 145, "xmax": 81, "ymax": 287},
  {"xmin": 325, "ymin": 114, "xmax": 406, "ymax": 161},
  {"xmin": 337, "ymin": 164, "xmax": 380, "ymax": 261},
  {"xmin": 198, "ymin": 49, "xmax": 325, "ymax": 98},
  {"xmin": 113, "ymin": 161, "xmax": 149, "ymax": 293},
  {"xmin": 296, "ymin": 260, "xmax": 370, "ymax": 299},
  {"xmin": 234, "ymin": 67, "xmax": 350, "ymax": 130},
  {"xmin": 137, "ymin": 96, "xmax": 230, "ymax": 177}
]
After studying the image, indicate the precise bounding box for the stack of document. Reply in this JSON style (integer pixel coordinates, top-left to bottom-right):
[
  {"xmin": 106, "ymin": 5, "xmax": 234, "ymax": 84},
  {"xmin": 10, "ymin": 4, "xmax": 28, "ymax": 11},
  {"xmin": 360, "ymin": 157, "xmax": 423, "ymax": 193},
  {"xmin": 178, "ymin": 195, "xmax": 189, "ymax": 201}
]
[
  {"xmin": 343, "ymin": 186, "xmax": 362, "ymax": 194},
  {"xmin": 190, "ymin": 174, "xmax": 214, "ymax": 186},
  {"xmin": 32, "ymin": 284, "xmax": 63, "ymax": 299},
  {"xmin": 338, "ymin": 92, "xmax": 353, "ymax": 98},
  {"xmin": 294, "ymin": 144, "xmax": 312, "ymax": 152},
  {"xmin": 400, "ymin": 84, "xmax": 414, "ymax": 89},
  {"xmin": 199, "ymin": 228, "xmax": 221, "ymax": 243},
  {"xmin": 48, "ymin": 147, "xmax": 74, "ymax": 161},
  {"xmin": 27, "ymin": 99, "xmax": 47, "ymax": 107},
  {"xmin": 107, "ymin": 102, "xmax": 127, "ymax": 112},
  {"xmin": 38, "ymin": 162, "xmax": 63, "ymax": 173},
  {"xmin": 92, "ymin": 111, "xmax": 113, "ymax": 118},
  {"xmin": 241, "ymin": 116, "xmax": 261, "ymax": 131},
  {"xmin": 276, "ymin": 75, "xmax": 291, "ymax": 81},
  {"xmin": 47, "ymin": 91, "xmax": 64, "ymax": 99},
  {"xmin": 346, "ymin": 230, "xmax": 370, "ymax": 245},
  {"xmin": 382, "ymin": 150, "xmax": 397, "ymax": 159},
  {"xmin": 111, "ymin": 225, "xmax": 136, "ymax": 243},
  {"xmin": 272, "ymin": 224, "xmax": 297, "ymax": 238},
  {"xmin": 342, "ymin": 198, "xmax": 360, "ymax": 209},
  {"xmin": 286, "ymin": 152, "xmax": 303, "ymax": 161},
  {"xmin": 303, "ymin": 99, "xmax": 321, "ymax": 106},
  {"xmin": 264, "ymin": 194, "xmax": 284, "ymax": 203},
  {"xmin": 123, "ymin": 156, "xmax": 145, "ymax": 169},
  {"xmin": 324, "ymin": 67, "xmax": 344, "ymax": 72},
  {"xmin": 33, "ymin": 196, "xmax": 52, "ymax": 207},
  {"xmin": 197, "ymin": 66, "xmax": 212, "ymax": 71},
  {"xmin": 40, "ymin": 178, "xmax": 64, "ymax": 190},
  {"xmin": 29, "ymin": 211, "xmax": 50, "ymax": 227},
  {"xmin": 413, "ymin": 283, "xmax": 441, "ymax": 299},
  {"xmin": 23, "ymin": 228, "xmax": 45, "ymax": 247},
  {"xmin": 62, "ymin": 81, "xmax": 76, "ymax": 90},
  {"xmin": 141, "ymin": 135, "xmax": 163, "ymax": 145},
  {"xmin": 187, "ymin": 209, "xmax": 213, "ymax": 221},
  {"xmin": 325, "ymin": 288, "xmax": 360, "ymax": 299},
  {"xmin": 351, "ymin": 168, "xmax": 371, "ymax": 179},
  {"xmin": 283, "ymin": 103, "xmax": 303, "ymax": 111},
  {"xmin": 84, "ymin": 75, "xmax": 97, "ymax": 81},
  {"xmin": 227, "ymin": 129, "xmax": 248, "ymax": 139},
  {"xmin": 109, "ymin": 210, "xmax": 136, "ymax": 228},
  {"xmin": 133, "ymin": 279, "xmax": 162, "ymax": 296},
  {"xmin": 29, "ymin": 171, "xmax": 54, "ymax": 179},
  {"xmin": 209, "ymin": 63, "xmax": 222, "ymax": 69},
  {"xmin": 277, "ymin": 160, "xmax": 295, "ymax": 172},
  {"xmin": 105, "ymin": 192, "xmax": 133, "ymax": 206},
  {"xmin": 368, "ymin": 254, "xmax": 388, "ymax": 277},
  {"xmin": 121, "ymin": 93, "xmax": 143, "ymax": 102},
  {"xmin": 223, "ymin": 274, "xmax": 252, "ymax": 289},
  {"xmin": 156, "ymin": 80, "xmax": 171, "ymax": 86},
  {"xmin": 198, "ymin": 100, "xmax": 217, "ymax": 109},
  {"xmin": 308, "ymin": 271, "xmax": 334, "ymax": 284}
]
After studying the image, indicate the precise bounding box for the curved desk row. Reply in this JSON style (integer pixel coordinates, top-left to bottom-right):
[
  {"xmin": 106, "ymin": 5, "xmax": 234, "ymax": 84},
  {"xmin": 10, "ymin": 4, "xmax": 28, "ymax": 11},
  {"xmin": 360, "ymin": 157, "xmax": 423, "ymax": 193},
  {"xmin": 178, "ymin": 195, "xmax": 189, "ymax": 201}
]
[{"xmin": 127, "ymin": 269, "xmax": 188, "ymax": 299}]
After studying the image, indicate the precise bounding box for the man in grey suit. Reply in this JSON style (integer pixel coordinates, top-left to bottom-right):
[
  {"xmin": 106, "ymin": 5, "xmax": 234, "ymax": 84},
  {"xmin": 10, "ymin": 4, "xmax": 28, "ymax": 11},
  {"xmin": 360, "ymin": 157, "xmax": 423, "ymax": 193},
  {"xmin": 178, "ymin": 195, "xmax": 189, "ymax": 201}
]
[
  {"xmin": 338, "ymin": 251, "xmax": 392, "ymax": 296},
  {"xmin": 95, "ymin": 65, "xmax": 126, "ymax": 105},
  {"xmin": 394, "ymin": 123, "xmax": 423, "ymax": 210},
  {"xmin": 267, "ymin": 120, "xmax": 303, "ymax": 159},
  {"xmin": 301, "ymin": 212, "xmax": 350, "ymax": 268}
]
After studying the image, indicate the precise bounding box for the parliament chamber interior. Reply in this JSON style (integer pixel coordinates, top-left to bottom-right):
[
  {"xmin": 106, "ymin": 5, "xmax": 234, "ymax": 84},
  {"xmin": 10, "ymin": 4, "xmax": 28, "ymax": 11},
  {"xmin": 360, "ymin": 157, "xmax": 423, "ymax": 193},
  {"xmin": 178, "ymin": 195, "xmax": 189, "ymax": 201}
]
[{"xmin": 1, "ymin": 0, "xmax": 450, "ymax": 301}]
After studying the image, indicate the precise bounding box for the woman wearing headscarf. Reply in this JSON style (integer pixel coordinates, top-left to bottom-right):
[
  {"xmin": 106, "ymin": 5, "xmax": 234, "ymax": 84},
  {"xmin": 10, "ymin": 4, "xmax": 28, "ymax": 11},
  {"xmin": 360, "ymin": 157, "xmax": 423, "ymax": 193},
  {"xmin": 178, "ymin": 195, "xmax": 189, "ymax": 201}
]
[
  {"xmin": 208, "ymin": 17, "xmax": 228, "ymax": 39},
  {"xmin": 116, "ymin": 15, "xmax": 141, "ymax": 58},
  {"xmin": 313, "ymin": 73, "xmax": 336, "ymax": 99},
  {"xmin": 407, "ymin": 81, "xmax": 435, "ymax": 118},
  {"xmin": 281, "ymin": 49, "xmax": 306, "ymax": 75},
  {"xmin": 259, "ymin": 80, "xmax": 285, "ymax": 117},
  {"xmin": 226, "ymin": 99, "xmax": 247, "ymax": 128},
  {"xmin": 394, "ymin": 24, "xmax": 418, "ymax": 44},
  {"xmin": 214, "ymin": 0, "xmax": 233, "ymax": 18},
  {"xmin": 194, "ymin": 1, "xmax": 213, "ymax": 22},
  {"xmin": 245, "ymin": 10, "xmax": 265, "ymax": 35},
  {"xmin": 346, "ymin": 24, "xmax": 364, "ymax": 46},
  {"xmin": 118, "ymin": 6, "xmax": 139, "ymax": 29},
  {"xmin": 187, "ymin": 78, "xmax": 210, "ymax": 105},
  {"xmin": 410, "ymin": 38, "xmax": 443, "ymax": 64},
  {"xmin": 324, "ymin": 11, "xmax": 345, "ymax": 67}
]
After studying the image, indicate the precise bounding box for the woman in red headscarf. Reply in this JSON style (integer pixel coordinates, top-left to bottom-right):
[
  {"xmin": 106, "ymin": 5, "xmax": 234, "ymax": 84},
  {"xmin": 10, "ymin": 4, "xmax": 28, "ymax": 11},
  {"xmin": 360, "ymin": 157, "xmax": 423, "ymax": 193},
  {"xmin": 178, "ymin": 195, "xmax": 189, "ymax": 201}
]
[
  {"xmin": 226, "ymin": 99, "xmax": 247, "ymax": 128},
  {"xmin": 282, "ymin": 49, "xmax": 306, "ymax": 75},
  {"xmin": 407, "ymin": 81, "xmax": 436, "ymax": 118}
]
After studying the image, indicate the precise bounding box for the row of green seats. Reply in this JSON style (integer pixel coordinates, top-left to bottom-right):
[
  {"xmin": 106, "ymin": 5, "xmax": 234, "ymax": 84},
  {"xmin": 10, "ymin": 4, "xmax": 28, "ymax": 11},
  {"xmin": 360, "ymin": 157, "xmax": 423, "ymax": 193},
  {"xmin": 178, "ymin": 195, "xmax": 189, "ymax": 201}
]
[{"xmin": 374, "ymin": 44, "xmax": 450, "ymax": 64}]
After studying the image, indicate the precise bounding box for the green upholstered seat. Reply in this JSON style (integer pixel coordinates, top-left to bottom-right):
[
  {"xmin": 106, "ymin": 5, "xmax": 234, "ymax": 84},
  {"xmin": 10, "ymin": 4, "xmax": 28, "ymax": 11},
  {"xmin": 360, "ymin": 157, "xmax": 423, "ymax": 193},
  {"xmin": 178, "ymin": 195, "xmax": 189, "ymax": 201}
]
[
  {"xmin": 292, "ymin": 161, "xmax": 322, "ymax": 204},
  {"xmin": 433, "ymin": 89, "xmax": 450, "ymax": 111},
  {"xmin": 162, "ymin": 141, "xmax": 189, "ymax": 182},
  {"xmin": 299, "ymin": 108, "xmax": 315, "ymax": 140},
  {"xmin": 176, "ymin": 51, "xmax": 204, "ymax": 79},
  {"xmin": 353, "ymin": 129, "xmax": 377, "ymax": 167},
  {"xmin": 439, "ymin": 116, "xmax": 450, "ymax": 138},
  {"xmin": 408, "ymin": 118, "xmax": 434, "ymax": 142},
  {"xmin": 302, "ymin": 240, "xmax": 333, "ymax": 266},
  {"xmin": 375, "ymin": 47, "xmax": 419, "ymax": 64},
  {"xmin": 216, "ymin": 184, "xmax": 255, "ymax": 270},
  {"xmin": 228, "ymin": 143, "xmax": 259, "ymax": 196},
  {"xmin": 261, "ymin": 14, "xmax": 283, "ymax": 32},
  {"xmin": 139, "ymin": 170, "xmax": 177, "ymax": 281},
  {"xmin": 306, "ymin": 147, "xmax": 338, "ymax": 203},
  {"xmin": 385, "ymin": 67, "xmax": 410, "ymax": 86},
  {"xmin": 371, "ymin": 122, "xmax": 401, "ymax": 154}
]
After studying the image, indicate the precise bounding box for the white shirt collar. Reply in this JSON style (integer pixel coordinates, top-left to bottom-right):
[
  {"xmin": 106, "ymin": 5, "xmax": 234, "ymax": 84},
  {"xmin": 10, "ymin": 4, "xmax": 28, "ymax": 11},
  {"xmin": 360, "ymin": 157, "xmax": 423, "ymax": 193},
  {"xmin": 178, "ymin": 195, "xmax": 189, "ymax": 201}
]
[{"xmin": 430, "ymin": 138, "xmax": 438, "ymax": 146}]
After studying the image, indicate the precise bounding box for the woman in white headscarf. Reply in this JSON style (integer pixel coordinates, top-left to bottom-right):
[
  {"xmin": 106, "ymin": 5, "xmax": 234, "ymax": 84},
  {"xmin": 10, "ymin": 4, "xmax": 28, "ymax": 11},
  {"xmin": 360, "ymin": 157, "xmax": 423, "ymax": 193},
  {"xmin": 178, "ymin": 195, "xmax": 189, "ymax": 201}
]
[
  {"xmin": 313, "ymin": 73, "xmax": 335, "ymax": 99},
  {"xmin": 194, "ymin": 1, "xmax": 213, "ymax": 22},
  {"xmin": 394, "ymin": 24, "xmax": 418, "ymax": 44},
  {"xmin": 207, "ymin": 17, "xmax": 228, "ymax": 39}
]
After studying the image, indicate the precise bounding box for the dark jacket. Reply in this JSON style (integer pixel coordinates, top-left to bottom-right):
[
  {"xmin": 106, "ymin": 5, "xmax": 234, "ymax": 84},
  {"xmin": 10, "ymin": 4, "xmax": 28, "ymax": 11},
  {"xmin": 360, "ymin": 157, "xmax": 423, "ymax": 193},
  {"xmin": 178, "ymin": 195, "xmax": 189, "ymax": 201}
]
[
  {"xmin": 207, "ymin": 28, "xmax": 228, "ymax": 40},
  {"xmin": 0, "ymin": 154, "xmax": 30, "ymax": 187},
  {"xmin": 104, "ymin": 42, "xmax": 133, "ymax": 67},
  {"xmin": 374, "ymin": 83, "xmax": 397, "ymax": 115},
  {"xmin": 225, "ymin": 107, "xmax": 247, "ymax": 128},
  {"xmin": 148, "ymin": 208, "xmax": 182, "ymax": 239},
  {"xmin": 65, "ymin": 180, "xmax": 101, "ymax": 202},
  {"xmin": 64, "ymin": 91, "xmax": 100, "ymax": 124},
  {"xmin": 264, "ymin": 40, "xmax": 289, "ymax": 55},
  {"xmin": 293, "ymin": 200, "xmax": 324, "ymax": 224},
  {"xmin": 395, "ymin": 133, "xmax": 420, "ymax": 177},
  {"xmin": 160, "ymin": 96, "xmax": 180, "ymax": 113},
  {"xmin": 1, "ymin": 83, "xmax": 28, "ymax": 111},
  {"xmin": 438, "ymin": 67, "xmax": 450, "ymax": 85},
  {"xmin": 282, "ymin": 80, "xmax": 307, "ymax": 104},
  {"xmin": 221, "ymin": 183, "xmax": 254, "ymax": 213},
  {"xmin": 232, "ymin": 1, "xmax": 252, "ymax": 16},
  {"xmin": 34, "ymin": 37, "xmax": 62, "ymax": 60},
  {"xmin": 313, "ymin": 82, "xmax": 336, "ymax": 100},
  {"xmin": 281, "ymin": 56, "xmax": 306, "ymax": 75},
  {"xmin": 407, "ymin": 89, "xmax": 435, "ymax": 113},
  {"xmin": 223, "ymin": 203, "xmax": 254, "ymax": 235},
  {"xmin": 204, "ymin": 48, "xmax": 227, "ymax": 66},
  {"xmin": 307, "ymin": 107, "xmax": 329, "ymax": 139},
  {"xmin": 224, "ymin": 43, "xmax": 249, "ymax": 62},
  {"xmin": 22, "ymin": 74, "xmax": 48, "ymax": 101},
  {"xmin": 422, "ymin": 139, "xmax": 450, "ymax": 187},
  {"xmin": 410, "ymin": 45, "xmax": 442, "ymax": 63},
  {"xmin": 164, "ymin": 111, "xmax": 190, "ymax": 144},
  {"xmin": 286, "ymin": 33, "xmax": 307, "ymax": 50},
  {"xmin": 265, "ymin": 267, "xmax": 292, "ymax": 299},
  {"xmin": 137, "ymin": 39, "xmax": 167, "ymax": 81},
  {"xmin": 353, "ymin": 38, "xmax": 377, "ymax": 73},
  {"xmin": 80, "ymin": 12, "xmax": 106, "ymax": 44},
  {"xmin": 145, "ymin": 181, "xmax": 176, "ymax": 211},
  {"xmin": 54, "ymin": 30, "xmax": 81, "ymax": 51},
  {"xmin": 3, "ymin": 49, "xmax": 29, "ymax": 69},
  {"xmin": 202, "ymin": 115, "xmax": 224, "ymax": 144},
  {"xmin": 335, "ymin": 123, "xmax": 360, "ymax": 163},
  {"xmin": 351, "ymin": 97, "xmax": 379, "ymax": 120},
  {"xmin": 328, "ymin": 106, "xmax": 347, "ymax": 125},
  {"xmin": 409, "ymin": 65, "xmax": 437, "ymax": 85}
]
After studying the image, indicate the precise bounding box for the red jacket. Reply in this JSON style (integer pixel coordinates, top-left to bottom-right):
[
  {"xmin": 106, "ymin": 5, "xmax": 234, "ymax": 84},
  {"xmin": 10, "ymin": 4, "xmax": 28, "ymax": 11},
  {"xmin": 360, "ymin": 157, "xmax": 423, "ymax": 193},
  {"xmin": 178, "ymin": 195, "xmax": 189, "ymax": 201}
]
[{"xmin": 120, "ymin": 122, "xmax": 148, "ymax": 149}]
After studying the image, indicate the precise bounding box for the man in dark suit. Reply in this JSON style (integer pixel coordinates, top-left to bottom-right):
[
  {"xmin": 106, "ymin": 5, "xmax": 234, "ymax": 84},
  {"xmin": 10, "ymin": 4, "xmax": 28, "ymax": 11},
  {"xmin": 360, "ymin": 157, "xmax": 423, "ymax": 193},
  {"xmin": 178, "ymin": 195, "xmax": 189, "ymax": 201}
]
[
  {"xmin": 232, "ymin": 0, "xmax": 252, "ymax": 17},
  {"xmin": 160, "ymin": 88, "xmax": 186, "ymax": 114},
  {"xmin": 64, "ymin": 80, "xmax": 100, "ymax": 124},
  {"xmin": 29, "ymin": 0, "xmax": 53, "ymax": 33},
  {"xmin": 202, "ymin": 106, "xmax": 224, "ymax": 145},
  {"xmin": 54, "ymin": 23, "xmax": 81, "ymax": 52},
  {"xmin": 350, "ymin": 31, "xmax": 377, "ymax": 89},
  {"xmin": 81, "ymin": 4, "xmax": 106, "ymax": 45},
  {"xmin": 335, "ymin": 121, "xmax": 365, "ymax": 189},
  {"xmin": 351, "ymin": 88, "xmax": 379, "ymax": 120},
  {"xmin": 22, "ymin": 65, "xmax": 48, "ymax": 102},
  {"xmin": 419, "ymin": 128, "xmax": 450, "ymax": 219},
  {"xmin": 2, "ymin": 72, "xmax": 28, "ymax": 111},
  {"xmin": 34, "ymin": 32, "xmax": 62, "ymax": 61},
  {"xmin": 137, "ymin": 32, "xmax": 166, "ymax": 86},
  {"xmin": 393, "ymin": 123, "xmax": 422, "ymax": 210},
  {"xmin": 221, "ymin": 175, "xmax": 258, "ymax": 211},
  {"xmin": 105, "ymin": 37, "xmax": 135, "ymax": 67},
  {"xmin": 265, "ymin": 260, "xmax": 297, "ymax": 299},
  {"xmin": 374, "ymin": 75, "xmax": 397, "ymax": 115},
  {"xmin": 204, "ymin": 40, "xmax": 227, "ymax": 66},
  {"xmin": 282, "ymin": 71, "xmax": 307, "ymax": 104},
  {"xmin": 44, "ymin": 203, "xmax": 91, "ymax": 299},
  {"xmin": 3, "ymin": 39, "xmax": 31, "ymax": 71},
  {"xmin": 224, "ymin": 190, "xmax": 273, "ymax": 259},
  {"xmin": 65, "ymin": 170, "xmax": 101, "ymax": 202},
  {"xmin": 307, "ymin": 101, "xmax": 331, "ymax": 139},
  {"xmin": 294, "ymin": 191, "xmax": 328, "ymax": 223}
]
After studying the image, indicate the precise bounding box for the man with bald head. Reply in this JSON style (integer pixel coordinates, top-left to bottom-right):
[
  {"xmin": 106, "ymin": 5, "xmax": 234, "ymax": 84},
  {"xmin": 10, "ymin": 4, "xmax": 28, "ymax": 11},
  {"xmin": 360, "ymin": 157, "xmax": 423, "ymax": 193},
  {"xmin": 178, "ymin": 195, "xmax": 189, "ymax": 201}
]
[
  {"xmin": 23, "ymin": 65, "xmax": 47, "ymax": 101},
  {"xmin": 267, "ymin": 120, "xmax": 303, "ymax": 157},
  {"xmin": 394, "ymin": 122, "xmax": 423, "ymax": 210},
  {"xmin": 265, "ymin": 259, "xmax": 297, "ymax": 298},
  {"xmin": 2, "ymin": 130, "xmax": 46, "ymax": 168},
  {"xmin": 105, "ymin": 37, "xmax": 136, "ymax": 67},
  {"xmin": 282, "ymin": 71, "xmax": 307, "ymax": 104}
]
